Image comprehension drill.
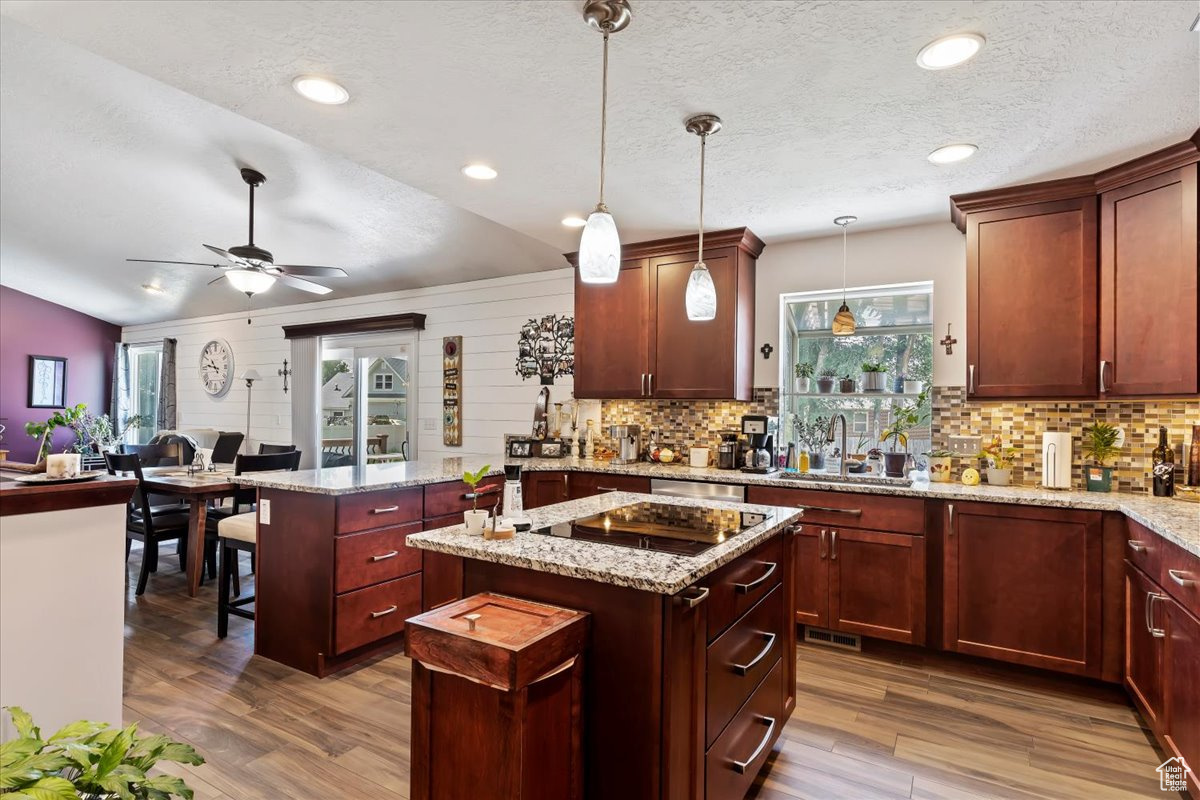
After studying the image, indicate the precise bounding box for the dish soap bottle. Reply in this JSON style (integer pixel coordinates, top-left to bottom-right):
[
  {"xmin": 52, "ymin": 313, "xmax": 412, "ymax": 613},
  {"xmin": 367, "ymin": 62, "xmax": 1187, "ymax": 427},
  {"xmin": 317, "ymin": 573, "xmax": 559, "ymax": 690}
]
[
  {"xmin": 798, "ymin": 449, "xmax": 810, "ymax": 473},
  {"xmin": 1152, "ymin": 426, "xmax": 1175, "ymax": 497}
]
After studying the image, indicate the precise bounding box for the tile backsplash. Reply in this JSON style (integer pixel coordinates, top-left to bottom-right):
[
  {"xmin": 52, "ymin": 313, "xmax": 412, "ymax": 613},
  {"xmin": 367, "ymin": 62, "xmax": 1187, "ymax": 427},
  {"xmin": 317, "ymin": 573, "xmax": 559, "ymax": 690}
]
[
  {"xmin": 601, "ymin": 388, "xmax": 779, "ymax": 449},
  {"xmin": 931, "ymin": 386, "xmax": 1198, "ymax": 492}
]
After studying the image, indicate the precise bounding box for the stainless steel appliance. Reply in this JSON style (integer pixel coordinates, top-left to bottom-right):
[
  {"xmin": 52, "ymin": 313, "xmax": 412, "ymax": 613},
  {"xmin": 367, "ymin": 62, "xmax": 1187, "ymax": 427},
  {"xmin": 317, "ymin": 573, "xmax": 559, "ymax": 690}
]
[
  {"xmin": 502, "ymin": 464, "xmax": 524, "ymax": 517},
  {"xmin": 529, "ymin": 500, "xmax": 771, "ymax": 556},
  {"xmin": 610, "ymin": 424, "xmax": 641, "ymax": 465},
  {"xmin": 649, "ymin": 479, "xmax": 745, "ymax": 502},
  {"xmin": 717, "ymin": 431, "xmax": 741, "ymax": 470},
  {"xmin": 740, "ymin": 414, "xmax": 778, "ymax": 474}
]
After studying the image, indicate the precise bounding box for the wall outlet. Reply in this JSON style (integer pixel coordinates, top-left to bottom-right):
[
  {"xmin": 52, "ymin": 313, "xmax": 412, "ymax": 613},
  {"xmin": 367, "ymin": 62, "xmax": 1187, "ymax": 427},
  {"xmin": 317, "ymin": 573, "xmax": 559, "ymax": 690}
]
[
  {"xmin": 260, "ymin": 499, "xmax": 271, "ymax": 526},
  {"xmin": 948, "ymin": 435, "xmax": 982, "ymax": 456}
]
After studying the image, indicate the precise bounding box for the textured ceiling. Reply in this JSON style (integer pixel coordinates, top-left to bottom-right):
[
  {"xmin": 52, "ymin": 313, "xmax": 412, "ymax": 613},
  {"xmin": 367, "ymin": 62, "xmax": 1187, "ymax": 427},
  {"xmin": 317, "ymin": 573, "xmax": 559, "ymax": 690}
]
[{"xmin": 0, "ymin": 0, "xmax": 1197, "ymax": 324}]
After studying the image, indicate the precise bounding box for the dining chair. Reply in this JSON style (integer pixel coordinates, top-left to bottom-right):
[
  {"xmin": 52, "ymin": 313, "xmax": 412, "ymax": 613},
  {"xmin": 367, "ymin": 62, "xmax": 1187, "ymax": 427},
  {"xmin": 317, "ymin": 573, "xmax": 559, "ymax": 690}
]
[
  {"xmin": 258, "ymin": 443, "xmax": 297, "ymax": 455},
  {"xmin": 122, "ymin": 442, "xmax": 182, "ymax": 467},
  {"xmin": 105, "ymin": 452, "xmax": 190, "ymax": 596},
  {"xmin": 210, "ymin": 431, "xmax": 245, "ymax": 464}
]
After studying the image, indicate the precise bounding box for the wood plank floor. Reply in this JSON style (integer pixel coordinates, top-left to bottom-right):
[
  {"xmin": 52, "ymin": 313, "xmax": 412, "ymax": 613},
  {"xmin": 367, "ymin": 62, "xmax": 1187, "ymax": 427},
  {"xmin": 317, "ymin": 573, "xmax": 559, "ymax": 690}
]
[{"xmin": 121, "ymin": 546, "xmax": 1176, "ymax": 800}]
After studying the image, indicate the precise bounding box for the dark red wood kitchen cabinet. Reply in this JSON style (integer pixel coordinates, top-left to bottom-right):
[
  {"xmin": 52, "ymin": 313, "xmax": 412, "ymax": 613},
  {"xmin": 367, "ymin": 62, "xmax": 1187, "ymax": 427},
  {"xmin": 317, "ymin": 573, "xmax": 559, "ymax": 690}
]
[
  {"xmin": 1163, "ymin": 598, "xmax": 1200, "ymax": 797},
  {"xmin": 829, "ymin": 528, "xmax": 926, "ymax": 645},
  {"xmin": 1100, "ymin": 164, "xmax": 1199, "ymax": 396},
  {"xmin": 567, "ymin": 228, "xmax": 763, "ymax": 401},
  {"xmin": 566, "ymin": 471, "xmax": 651, "ymax": 500},
  {"xmin": 943, "ymin": 501, "xmax": 1104, "ymax": 677},
  {"xmin": 522, "ymin": 471, "xmax": 568, "ymax": 509},
  {"xmin": 965, "ymin": 197, "xmax": 1099, "ymax": 398},
  {"xmin": 1125, "ymin": 563, "xmax": 1165, "ymax": 729},
  {"xmin": 793, "ymin": 526, "xmax": 828, "ymax": 628}
]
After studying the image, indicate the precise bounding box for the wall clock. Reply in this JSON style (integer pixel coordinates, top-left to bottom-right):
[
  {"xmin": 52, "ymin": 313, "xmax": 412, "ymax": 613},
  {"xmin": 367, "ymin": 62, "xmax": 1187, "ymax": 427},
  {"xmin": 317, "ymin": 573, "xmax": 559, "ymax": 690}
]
[{"xmin": 199, "ymin": 339, "xmax": 234, "ymax": 398}]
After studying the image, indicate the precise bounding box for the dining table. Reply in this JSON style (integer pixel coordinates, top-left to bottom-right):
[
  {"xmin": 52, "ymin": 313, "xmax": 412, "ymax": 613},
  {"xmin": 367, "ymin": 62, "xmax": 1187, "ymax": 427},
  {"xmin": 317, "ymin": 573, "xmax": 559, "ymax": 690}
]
[{"xmin": 139, "ymin": 466, "xmax": 240, "ymax": 597}]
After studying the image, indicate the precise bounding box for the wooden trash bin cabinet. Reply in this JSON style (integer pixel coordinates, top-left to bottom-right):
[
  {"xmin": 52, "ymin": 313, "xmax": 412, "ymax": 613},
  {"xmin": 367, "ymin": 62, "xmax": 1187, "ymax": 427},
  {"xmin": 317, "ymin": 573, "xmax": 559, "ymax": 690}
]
[{"xmin": 406, "ymin": 592, "xmax": 590, "ymax": 800}]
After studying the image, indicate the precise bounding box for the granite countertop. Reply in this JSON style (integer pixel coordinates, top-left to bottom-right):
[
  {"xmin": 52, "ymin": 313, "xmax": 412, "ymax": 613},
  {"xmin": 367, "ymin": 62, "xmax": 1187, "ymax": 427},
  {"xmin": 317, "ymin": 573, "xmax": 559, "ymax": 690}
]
[
  {"xmin": 235, "ymin": 454, "xmax": 1199, "ymax": 558},
  {"xmin": 405, "ymin": 491, "xmax": 802, "ymax": 594}
]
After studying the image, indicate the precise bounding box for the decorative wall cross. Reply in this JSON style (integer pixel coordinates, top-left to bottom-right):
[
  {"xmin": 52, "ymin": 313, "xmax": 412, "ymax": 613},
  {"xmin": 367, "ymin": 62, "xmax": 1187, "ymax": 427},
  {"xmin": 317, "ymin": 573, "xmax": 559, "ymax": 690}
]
[
  {"xmin": 277, "ymin": 359, "xmax": 292, "ymax": 393},
  {"xmin": 760, "ymin": 343, "xmax": 774, "ymax": 360},
  {"xmin": 939, "ymin": 324, "xmax": 957, "ymax": 355}
]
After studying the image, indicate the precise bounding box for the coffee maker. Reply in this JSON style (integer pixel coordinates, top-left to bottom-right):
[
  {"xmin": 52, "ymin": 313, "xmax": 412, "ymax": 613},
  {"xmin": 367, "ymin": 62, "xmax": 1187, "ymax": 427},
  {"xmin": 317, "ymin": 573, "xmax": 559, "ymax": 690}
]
[
  {"xmin": 740, "ymin": 414, "xmax": 779, "ymax": 474},
  {"xmin": 717, "ymin": 431, "xmax": 742, "ymax": 470},
  {"xmin": 609, "ymin": 424, "xmax": 642, "ymax": 465}
]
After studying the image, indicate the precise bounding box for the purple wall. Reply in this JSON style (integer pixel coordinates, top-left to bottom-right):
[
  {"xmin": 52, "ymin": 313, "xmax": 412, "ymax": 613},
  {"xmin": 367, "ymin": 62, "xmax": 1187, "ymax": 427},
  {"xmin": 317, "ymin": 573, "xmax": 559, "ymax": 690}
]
[{"xmin": 0, "ymin": 286, "xmax": 121, "ymax": 462}]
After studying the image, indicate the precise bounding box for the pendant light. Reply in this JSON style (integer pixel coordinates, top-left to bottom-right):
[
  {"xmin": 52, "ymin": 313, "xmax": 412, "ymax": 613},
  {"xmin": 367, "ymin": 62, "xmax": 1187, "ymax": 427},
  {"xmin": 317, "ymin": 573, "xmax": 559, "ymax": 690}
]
[
  {"xmin": 578, "ymin": 0, "xmax": 631, "ymax": 284},
  {"xmin": 831, "ymin": 215, "xmax": 858, "ymax": 335},
  {"xmin": 684, "ymin": 114, "xmax": 721, "ymax": 321}
]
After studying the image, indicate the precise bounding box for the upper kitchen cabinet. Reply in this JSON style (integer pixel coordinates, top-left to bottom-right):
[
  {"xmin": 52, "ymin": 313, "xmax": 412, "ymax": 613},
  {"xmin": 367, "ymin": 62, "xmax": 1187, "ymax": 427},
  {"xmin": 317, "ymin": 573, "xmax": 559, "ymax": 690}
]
[
  {"xmin": 951, "ymin": 130, "xmax": 1200, "ymax": 399},
  {"xmin": 1099, "ymin": 163, "xmax": 1198, "ymax": 396},
  {"xmin": 567, "ymin": 228, "xmax": 763, "ymax": 401}
]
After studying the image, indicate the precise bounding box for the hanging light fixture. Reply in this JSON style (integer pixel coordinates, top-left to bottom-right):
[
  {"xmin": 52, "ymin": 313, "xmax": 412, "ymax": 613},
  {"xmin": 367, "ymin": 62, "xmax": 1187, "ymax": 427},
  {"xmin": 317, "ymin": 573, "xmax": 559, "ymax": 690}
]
[
  {"xmin": 684, "ymin": 113, "xmax": 722, "ymax": 321},
  {"xmin": 831, "ymin": 215, "xmax": 858, "ymax": 335},
  {"xmin": 577, "ymin": 0, "xmax": 631, "ymax": 284}
]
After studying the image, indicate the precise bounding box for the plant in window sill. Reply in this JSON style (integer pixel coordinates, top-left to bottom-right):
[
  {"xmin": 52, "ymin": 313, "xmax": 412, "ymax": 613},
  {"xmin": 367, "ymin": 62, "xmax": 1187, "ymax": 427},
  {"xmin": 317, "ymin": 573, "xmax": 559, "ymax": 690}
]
[
  {"xmin": 815, "ymin": 368, "xmax": 837, "ymax": 394},
  {"xmin": 838, "ymin": 374, "xmax": 856, "ymax": 393},
  {"xmin": 880, "ymin": 388, "xmax": 930, "ymax": 477},
  {"xmin": 793, "ymin": 362, "xmax": 814, "ymax": 393},
  {"xmin": 860, "ymin": 362, "xmax": 888, "ymax": 392},
  {"xmin": 0, "ymin": 705, "xmax": 203, "ymax": 799}
]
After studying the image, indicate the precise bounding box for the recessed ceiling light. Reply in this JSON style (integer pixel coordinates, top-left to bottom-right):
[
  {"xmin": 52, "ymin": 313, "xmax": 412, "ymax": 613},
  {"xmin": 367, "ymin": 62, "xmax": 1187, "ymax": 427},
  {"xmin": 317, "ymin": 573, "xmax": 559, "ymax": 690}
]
[
  {"xmin": 462, "ymin": 164, "xmax": 498, "ymax": 180},
  {"xmin": 561, "ymin": 216, "xmax": 587, "ymax": 228},
  {"xmin": 916, "ymin": 33, "xmax": 985, "ymax": 70},
  {"xmin": 291, "ymin": 75, "xmax": 350, "ymax": 105},
  {"xmin": 141, "ymin": 283, "xmax": 165, "ymax": 295},
  {"xmin": 928, "ymin": 143, "xmax": 978, "ymax": 164}
]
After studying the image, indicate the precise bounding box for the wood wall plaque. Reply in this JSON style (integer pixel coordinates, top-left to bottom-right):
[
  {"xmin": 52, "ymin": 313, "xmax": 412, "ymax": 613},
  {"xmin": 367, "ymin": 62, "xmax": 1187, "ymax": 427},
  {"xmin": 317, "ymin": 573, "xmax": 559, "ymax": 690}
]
[{"xmin": 443, "ymin": 337, "xmax": 462, "ymax": 447}]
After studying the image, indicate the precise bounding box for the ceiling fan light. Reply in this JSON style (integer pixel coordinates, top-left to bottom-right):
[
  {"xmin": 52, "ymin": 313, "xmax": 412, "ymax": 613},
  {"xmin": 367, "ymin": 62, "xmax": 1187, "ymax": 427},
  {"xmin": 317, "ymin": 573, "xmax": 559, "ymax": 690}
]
[
  {"xmin": 226, "ymin": 269, "xmax": 276, "ymax": 296},
  {"xmin": 685, "ymin": 262, "xmax": 717, "ymax": 321},
  {"xmin": 832, "ymin": 303, "xmax": 857, "ymax": 336},
  {"xmin": 578, "ymin": 208, "xmax": 621, "ymax": 283}
]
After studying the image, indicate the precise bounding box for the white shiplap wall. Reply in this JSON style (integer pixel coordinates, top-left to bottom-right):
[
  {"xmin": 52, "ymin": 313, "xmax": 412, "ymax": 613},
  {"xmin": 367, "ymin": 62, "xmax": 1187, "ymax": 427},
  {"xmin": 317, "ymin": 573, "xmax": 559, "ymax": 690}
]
[{"xmin": 121, "ymin": 270, "xmax": 575, "ymax": 458}]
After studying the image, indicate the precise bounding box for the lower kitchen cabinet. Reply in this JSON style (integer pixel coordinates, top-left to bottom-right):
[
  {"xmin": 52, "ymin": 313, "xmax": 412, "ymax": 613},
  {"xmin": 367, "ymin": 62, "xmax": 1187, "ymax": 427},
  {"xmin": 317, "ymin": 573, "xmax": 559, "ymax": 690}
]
[
  {"xmin": 523, "ymin": 470, "xmax": 568, "ymax": 508},
  {"xmin": 793, "ymin": 526, "xmax": 828, "ymax": 628},
  {"xmin": 1124, "ymin": 563, "xmax": 1165, "ymax": 728},
  {"xmin": 1163, "ymin": 598, "xmax": 1200, "ymax": 796},
  {"xmin": 943, "ymin": 502, "xmax": 1103, "ymax": 677},
  {"xmin": 523, "ymin": 470, "xmax": 650, "ymax": 508},
  {"xmin": 829, "ymin": 528, "xmax": 926, "ymax": 644}
]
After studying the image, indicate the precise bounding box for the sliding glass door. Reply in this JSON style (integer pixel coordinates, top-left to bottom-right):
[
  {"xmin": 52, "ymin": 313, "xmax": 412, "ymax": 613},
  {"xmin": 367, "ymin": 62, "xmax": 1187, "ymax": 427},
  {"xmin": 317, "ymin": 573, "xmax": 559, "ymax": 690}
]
[{"xmin": 319, "ymin": 333, "xmax": 416, "ymax": 468}]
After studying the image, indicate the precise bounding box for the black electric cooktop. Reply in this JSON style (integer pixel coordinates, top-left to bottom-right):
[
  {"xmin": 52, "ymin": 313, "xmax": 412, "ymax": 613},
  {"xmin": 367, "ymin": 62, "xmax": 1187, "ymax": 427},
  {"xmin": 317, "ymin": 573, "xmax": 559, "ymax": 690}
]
[{"xmin": 529, "ymin": 501, "xmax": 772, "ymax": 557}]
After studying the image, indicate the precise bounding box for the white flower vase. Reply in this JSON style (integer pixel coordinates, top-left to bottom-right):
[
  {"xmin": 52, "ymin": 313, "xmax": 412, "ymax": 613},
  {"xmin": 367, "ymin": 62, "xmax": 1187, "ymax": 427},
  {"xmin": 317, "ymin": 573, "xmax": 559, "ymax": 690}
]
[{"xmin": 464, "ymin": 509, "xmax": 490, "ymax": 536}]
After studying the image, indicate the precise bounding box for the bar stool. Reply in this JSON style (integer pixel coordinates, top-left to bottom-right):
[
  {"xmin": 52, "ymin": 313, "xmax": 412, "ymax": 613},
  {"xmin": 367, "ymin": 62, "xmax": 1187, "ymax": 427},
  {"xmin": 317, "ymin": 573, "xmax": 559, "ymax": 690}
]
[{"xmin": 216, "ymin": 512, "xmax": 257, "ymax": 638}]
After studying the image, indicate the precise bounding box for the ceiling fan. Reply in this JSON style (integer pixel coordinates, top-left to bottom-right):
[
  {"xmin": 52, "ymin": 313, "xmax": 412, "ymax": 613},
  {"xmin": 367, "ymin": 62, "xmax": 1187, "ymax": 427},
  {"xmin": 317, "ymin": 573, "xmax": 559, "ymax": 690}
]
[{"xmin": 128, "ymin": 167, "xmax": 348, "ymax": 297}]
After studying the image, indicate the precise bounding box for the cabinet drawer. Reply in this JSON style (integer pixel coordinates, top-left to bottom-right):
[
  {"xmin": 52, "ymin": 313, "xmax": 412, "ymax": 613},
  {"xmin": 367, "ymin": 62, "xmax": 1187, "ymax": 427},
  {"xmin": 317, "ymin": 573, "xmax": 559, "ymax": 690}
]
[
  {"xmin": 706, "ymin": 584, "xmax": 783, "ymax": 748},
  {"xmin": 704, "ymin": 535, "xmax": 784, "ymax": 643},
  {"xmin": 334, "ymin": 573, "xmax": 421, "ymax": 655},
  {"xmin": 746, "ymin": 486, "xmax": 924, "ymax": 535},
  {"xmin": 424, "ymin": 478, "xmax": 501, "ymax": 518},
  {"xmin": 705, "ymin": 658, "xmax": 783, "ymax": 800},
  {"xmin": 567, "ymin": 471, "xmax": 651, "ymax": 500},
  {"xmin": 334, "ymin": 522, "xmax": 423, "ymax": 594},
  {"xmin": 1125, "ymin": 519, "xmax": 1163, "ymax": 578},
  {"xmin": 1159, "ymin": 536, "xmax": 1200, "ymax": 619},
  {"xmin": 336, "ymin": 487, "xmax": 423, "ymax": 534}
]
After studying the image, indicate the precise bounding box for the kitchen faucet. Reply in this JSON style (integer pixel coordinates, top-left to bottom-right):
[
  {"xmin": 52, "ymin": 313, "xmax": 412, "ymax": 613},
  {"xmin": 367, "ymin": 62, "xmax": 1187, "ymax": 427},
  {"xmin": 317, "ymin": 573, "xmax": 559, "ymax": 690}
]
[{"xmin": 826, "ymin": 414, "xmax": 849, "ymax": 477}]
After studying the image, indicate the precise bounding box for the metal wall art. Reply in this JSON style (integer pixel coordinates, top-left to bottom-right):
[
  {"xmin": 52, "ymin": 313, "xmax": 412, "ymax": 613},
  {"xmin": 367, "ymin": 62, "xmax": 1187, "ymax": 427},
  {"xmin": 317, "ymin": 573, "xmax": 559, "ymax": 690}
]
[
  {"xmin": 515, "ymin": 314, "xmax": 575, "ymax": 385},
  {"xmin": 442, "ymin": 336, "xmax": 462, "ymax": 446}
]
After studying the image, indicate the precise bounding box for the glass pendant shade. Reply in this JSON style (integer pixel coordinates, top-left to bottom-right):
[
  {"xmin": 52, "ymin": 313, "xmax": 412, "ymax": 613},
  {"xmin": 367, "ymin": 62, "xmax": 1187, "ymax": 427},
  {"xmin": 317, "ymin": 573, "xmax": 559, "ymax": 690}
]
[
  {"xmin": 226, "ymin": 268, "xmax": 276, "ymax": 296},
  {"xmin": 832, "ymin": 302, "xmax": 857, "ymax": 335},
  {"xmin": 578, "ymin": 208, "xmax": 621, "ymax": 283},
  {"xmin": 685, "ymin": 262, "xmax": 717, "ymax": 320}
]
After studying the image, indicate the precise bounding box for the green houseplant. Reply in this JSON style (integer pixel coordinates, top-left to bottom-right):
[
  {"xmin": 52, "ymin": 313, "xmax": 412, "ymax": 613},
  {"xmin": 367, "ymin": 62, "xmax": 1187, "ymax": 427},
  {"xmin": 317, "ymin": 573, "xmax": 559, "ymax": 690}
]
[
  {"xmin": 926, "ymin": 448, "xmax": 954, "ymax": 483},
  {"xmin": 880, "ymin": 389, "xmax": 929, "ymax": 477},
  {"xmin": 982, "ymin": 436, "xmax": 1019, "ymax": 486},
  {"xmin": 795, "ymin": 418, "xmax": 828, "ymax": 470},
  {"xmin": 838, "ymin": 374, "xmax": 856, "ymax": 393},
  {"xmin": 0, "ymin": 705, "xmax": 203, "ymax": 799},
  {"xmin": 461, "ymin": 464, "xmax": 493, "ymax": 535},
  {"xmin": 1082, "ymin": 421, "xmax": 1121, "ymax": 492},
  {"xmin": 860, "ymin": 362, "xmax": 887, "ymax": 393},
  {"xmin": 23, "ymin": 403, "xmax": 87, "ymax": 464},
  {"xmin": 793, "ymin": 362, "xmax": 814, "ymax": 393},
  {"xmin": 815, "ymin": 368, "xmax": 836, "ymax": 395}
]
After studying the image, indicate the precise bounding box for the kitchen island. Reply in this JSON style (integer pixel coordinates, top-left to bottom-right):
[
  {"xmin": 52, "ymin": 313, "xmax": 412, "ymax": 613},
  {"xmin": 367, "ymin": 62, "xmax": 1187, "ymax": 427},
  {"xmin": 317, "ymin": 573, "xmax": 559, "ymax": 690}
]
[{"xmin": 406, "ymin": 492, "xmax": 801, "ymax": 800}]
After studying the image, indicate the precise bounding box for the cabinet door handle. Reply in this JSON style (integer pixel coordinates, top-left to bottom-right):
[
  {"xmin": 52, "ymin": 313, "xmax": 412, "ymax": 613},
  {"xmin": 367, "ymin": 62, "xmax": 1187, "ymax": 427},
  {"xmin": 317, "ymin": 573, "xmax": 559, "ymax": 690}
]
[
  {"xmin": 731, "ymin": 716, "xmax": 777, "ymax": 774},
  {"xmin": 596, "ymin": 486, "xmax": 621, "ymax": 492},
  {"xmin": 968, "ymin": 364, "xmax": 975, "ymax": 395},
  {"xmin": 370, "ymin": 605, "xmax": 398, "ymax": 618},
  {"xmin": 641, "ymin": 373, "xmax": 647, "ymax": 397},
  {"xmin": 732, "ymin": 632, "xmax": 777, "ymax": 675},
  {"xmin": 819, "ymin": 529, "xmax": 827, "ymax": 559},
  {"xmin": 1168, "ymin": 569, "xmax": 1194, "ymax": 587},
  {"xmin": 647, "ymin": 373, "xmax": 653, "ymax": 395},
  {"xmin": 681, "ymin": 586, "xmax": 709, "ymax": 608},
  {"xmin": 563, "ymin": 474, "xmax": 569, "ymax": 494},
  {"xmin": 1148, "ymin": 592, "xmax": 1166, "ymax": 638},
  {"xmin": 1127, "ymin": 540, "xmax": 1146, "ymax": 553},
  {"xmin": 947, "ymin": 503, "xmax": 955, "ymax": 535},
  {"xmin": 734, "ymin": 562, "xmax": 777, "ymax": 594},
  {"xmin": 1099, "ymin": 359, "xmax": 1109, "ymax": 393},
  {"xmin": 370, "ymin": 550, "xmax": 399, "ymax": 562},
  {"xmin": 801, "ymin": 505, "xmax": 862, "ymax": 516},
  {"xmin": 370, "ymin": 505, "xmax": 399, "ymax": 515},
  {"xmin": 830, "ymin": 530, "xmax": 838, "ymax": 560}
]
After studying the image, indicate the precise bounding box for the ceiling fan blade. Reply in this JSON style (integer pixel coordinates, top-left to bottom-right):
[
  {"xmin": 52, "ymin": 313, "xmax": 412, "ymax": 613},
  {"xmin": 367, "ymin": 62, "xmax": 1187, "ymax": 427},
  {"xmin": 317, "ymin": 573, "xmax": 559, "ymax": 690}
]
[
  {"xmin": 127, "ymin": 258, "xmax": 224, "ymax": 267},
  {"xmin": 271, "ymin": 264, "xmax": 349, "ymax": 278},
  {"xmin": 208, "ymin": 273, "xmax": 229, "ymax": 286},
  {"xmin": 276, "ymin": 273, "xmax": 332, "ymax": 295},
  {"xmin": 203, "ymin": 244, "xmax": 251, "ymax": 266}
]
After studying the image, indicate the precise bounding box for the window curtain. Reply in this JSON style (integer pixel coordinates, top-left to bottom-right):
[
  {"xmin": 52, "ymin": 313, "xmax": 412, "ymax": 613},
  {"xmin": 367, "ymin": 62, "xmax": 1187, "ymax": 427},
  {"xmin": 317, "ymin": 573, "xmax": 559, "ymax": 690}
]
[
  {"xmin": 110, "ymin": 343, "xmax": 130, "ymax": 429},
  {"xmin": 290, "ymin": 336, "xmax": 320, "ymax": 470},
  {"xmin": 156, "ymin": 338, "xmax": 177, "ymax": 431}
]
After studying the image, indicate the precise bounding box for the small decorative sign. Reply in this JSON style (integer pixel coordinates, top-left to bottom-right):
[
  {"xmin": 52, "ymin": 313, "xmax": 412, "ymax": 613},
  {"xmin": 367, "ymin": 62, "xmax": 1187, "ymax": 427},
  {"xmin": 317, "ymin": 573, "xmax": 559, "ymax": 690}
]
[
  {"xmin": 442, "ymin": 336, "xmax": 462, "ymax": 447},
  {"xmin": 515, "ymin": 314, "xmax": 574, "ymax": 385}
]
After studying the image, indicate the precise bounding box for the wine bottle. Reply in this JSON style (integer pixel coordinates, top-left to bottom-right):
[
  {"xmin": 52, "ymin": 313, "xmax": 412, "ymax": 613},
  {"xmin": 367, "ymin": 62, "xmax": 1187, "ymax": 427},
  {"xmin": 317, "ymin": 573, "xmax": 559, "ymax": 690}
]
[{"xmin": 1152, "ymin": 426, "xmax": 1174, "ymax": 497}]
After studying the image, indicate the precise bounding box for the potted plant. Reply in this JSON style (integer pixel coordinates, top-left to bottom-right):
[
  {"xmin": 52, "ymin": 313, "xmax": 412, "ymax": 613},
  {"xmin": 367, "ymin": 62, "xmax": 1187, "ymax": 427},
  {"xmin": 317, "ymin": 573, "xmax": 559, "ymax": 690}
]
[
  {"xmin": 1, "ymin": 705, "xmax": 203, "ymax": 799},
  {"xmin": 462, "ymin": 463, "xmax": 494, "ymax": 535},
  {"xmin": 903, "ymin": 377, "xmax": 923, "ymax": 394},
  {"xmin": 793, "ymin": 362, "xmax": 814, "ymax": 393},
  {"xmin": 982, "ymin": 436, "xmax": 1018, "ymax": 486},
  {"xmin": 815, "ymin": 368, "xmax": 836, "ymax": 394},
  {"xmin": 880, "ymin": 389, "xmax": 929, "ymax": 477},
  {"xmin": 838, "ymin": 374, "xmax": 856, "ymax": 393},
  {"xmin": 1082, "ymin": 421, "xmax": 1121, "ymax": 492},
  {"xmin": 23, "ymin": 403, "xmax": 87, "ymax": 465},
  {"xmin": 796, "ymin": 418, "xmax": 828, "ymax": 470},
  {"xmin": 860, "ymin": 362, "xmax": 887, "ymax": 392},
  {"xmin": 927, "ymin": 449, "xmax": 954, "ymax": 483}
]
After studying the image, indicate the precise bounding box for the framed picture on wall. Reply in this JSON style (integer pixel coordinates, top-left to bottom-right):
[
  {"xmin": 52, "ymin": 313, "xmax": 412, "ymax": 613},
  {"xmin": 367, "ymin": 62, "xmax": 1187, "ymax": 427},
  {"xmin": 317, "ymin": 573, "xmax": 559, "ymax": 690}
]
[{"xmin": 28, "ymin": 355, "xmax": 67, "ymax": 408}]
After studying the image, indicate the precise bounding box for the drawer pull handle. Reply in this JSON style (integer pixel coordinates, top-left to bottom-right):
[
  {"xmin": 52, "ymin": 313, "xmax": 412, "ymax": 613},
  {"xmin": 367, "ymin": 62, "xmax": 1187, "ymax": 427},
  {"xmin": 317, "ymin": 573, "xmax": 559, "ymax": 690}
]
[
  {"xmin": 1127, "ymin": 540, "xmax": 1147, "ymax": 553},
  {"xmin": 463, "ymin": 485, "xmax": 500, "ymax": 501},
  {"xmin": 681, "ymin": 586, "xmax": 709, "ymax": 608},
  {"xmin": 1168, "ymin": 569, "xmax": 1194, "ymax": 587},
  {"xmin": 731, "ymin": 715, "xmax": 777, "ymax": 774},
  {"xmin": 597, "ymin": 486, "xmax": 621, "ymax": 492},
  {"xmin": 1147, "ymin": 593, "xmax": 1167, "ymax": 638},
  {"xmin": 734, "ymin": 562, "xmax": 778, "ymax": 594},
  {"xmin": 371, "ymin": 506, "xmax": 400, "ymax": 515},
  {"xmin": 371, "ymin": 550, "xmax": 399, "ymax": 562},
  {"xmin": 801, "ymin": 505, "xmax": 862, "ymax": 516},
  {"xmin": 732, "ymin": 632, "xmax": 777, "ymax": 676},
  {"xmin": 370, "ymin": 605, "xmax": 398, "ymax": 619}
]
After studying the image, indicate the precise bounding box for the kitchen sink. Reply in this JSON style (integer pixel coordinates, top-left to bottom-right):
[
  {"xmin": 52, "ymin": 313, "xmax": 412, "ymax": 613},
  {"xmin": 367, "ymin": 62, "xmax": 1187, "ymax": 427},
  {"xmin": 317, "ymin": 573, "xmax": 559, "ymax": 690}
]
[{"xmin": 775, "ymin": 471, "xmax": 912, "ymax": 488}]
